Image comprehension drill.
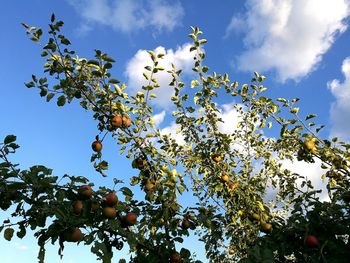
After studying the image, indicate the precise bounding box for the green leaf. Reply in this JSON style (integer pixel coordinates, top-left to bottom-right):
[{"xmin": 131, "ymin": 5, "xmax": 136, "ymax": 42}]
[
  {"xmin": 87, "ymin": 60, "xmax": 99, "ymax": 66},
  {"xmin": 57, "ymin": 95, "xmax": 66, "ymax": 106},
  {"xmin": 290, "ymin": 107, "xmax": 299, "ymax": 114},
  {"xmin": 103, "ymin": 56, "xmax": 115, "ymax": 63},
  {"xmin": 120, "ymin": 187, "xmax": 133, "ymax": 198},
  {"xmin": 60, "ymin": 38, "xmax": 71, "ymax": 45},
  {"xmin": 258, "ymin": 76, "xmax": 266, "ymax": 82},
  {"xmin": 316, "ymin": 125, "xmax": 325, "ymax": 133},
  {"xmin": 46, "ymin": 93, "xmax": 55, "ymax": 102},
  {"xmin": 180, "ymin": 247, "xmax": 191, "ymax": 258},
  {"xmin": 276, "ymin": 98, "xmax": 287, "ymax": 103},
  {"xmin": 39, "ymin": 88, "xmax": 47, "ymax": 97},
  {"xmin": 91, "ymin": 71, "xmax": 102, "ymax": 77},
  {"xmin": 143, "ymin": 72, "xmax": 150, "ymax": 80},
  {"xmin": 191, "ymin": 80, "xmax": 199, "ymax": 88},
  {"xmin": 4, "ymin": 228, "xmax": 14, "ymax": 241},
  {"xmin": 21, "ymin": 23, "xmax": 29, "ymax": 29},
  {"xmin": 4, "ymin": 135, "xmax": 16, "ymax": 144},
  {"xmin": 17, "ymin": 225, "xmax": 26, "ymax": 239},
  {"xmin": 108, "ymin": 78, "xmax": 120, "ymax": 84},
  {"xmin": 41, "ymin": 51, "xmax": 49, "ymax": 57},
  {"xmin": 291, "ymin": 98, "xmax": 300, "ymax": 104},
  {"xmin": 147, "ymin": 50, "xmax": 156, "ymax": 61},
  {"xmin": 305, "ymin": 114, "xmax": 317, "ymax": 120},
  {"xmin": 104, "ymin": 62, "xmax": 112, "ymax": 69},
  {"xmin": 25, "ymin": 81, "xmax": 35, "ymax": 88}
]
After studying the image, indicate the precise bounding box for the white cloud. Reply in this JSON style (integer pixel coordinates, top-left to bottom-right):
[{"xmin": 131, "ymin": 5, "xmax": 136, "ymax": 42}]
[
  {"xmin": 69, "ymin": 0, "xmax": 184, "ymax": 34},
  {"xmin": 226, "ymin": 0, "xmax": 350, "ymax": 82},
  {"xmin": 158, "ymin": 102, "xmax": 242, "ymax": 145},
  {"xmin": 153, "ymin": 111, "xmax": 166, "ymax": 126},
  {"xmin": 148, "ymin": 0, "xmax": 184, "ymax": 32},
  {"xmin": 125, "ymin": 43, "xmax": 196, "ymax": 108},
  {"xmin": 328, "ymin": 57, "xmax": 350, "ymax": 142},
  {"xmin": 281, "ymin": 158, "xmax": 329, "ymax": 201},
  {"xmin": 14, "ymin": 242, "xmax": 28, "ymax": 251},
  {"xmin": 160, "ymin": 121, "xmax": 185, "ymax": 145},
  {"xmin": 217, "ymin": 103, "xmax": 242, "ymax": 134}
]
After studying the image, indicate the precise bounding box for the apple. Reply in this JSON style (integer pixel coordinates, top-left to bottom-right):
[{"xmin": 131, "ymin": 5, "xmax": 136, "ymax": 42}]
[
  {"xmin": 133, "ymin": 157, "xmax": 147, "ymax": 170},
  {"xmin": 228, "ymin": 181, "xmax": 238, "ymax": 190},
  {"xmin": 122, "ymin": 116, "xmax": 132, "ymax": 127},
  {"xmin": 211, "ymin": 154, "xmax": 222, "ymax": 163},
  {"xmin": 63, "ymin": 228, "xmax": 83, "ymax": 242},
  {"xmin": 111, "ymin": 115, "xmax": 123, "ymax": 128},
  {"xmin": 103, "ymin": 191, "xmax": 118, "ymax": 206},
  {"xmin": 144, "ymin": 180, "xmax": 155, "ymax": 191},
  {"xmin": 124, "ymin": 212, "xmax": 137, "ymax": 226},
  {"xmin": 220, "ymin": 174, "xmax": 230, "ymax": 183},
  {"xmin": 304, "ymin": 235, "xmax": 319, "ymax": 248},
  {"xmin": 72, "ymin": 200, "xmax": 83, "ymax": 215},
  {"xmin": 181, "ymin": 219, "xmax": 190, "ymax": 230},
  {"xmin": 91, "ymin": 140, "xmax": 102, "ymax": 152},
  {"xmin": 103, "ymin": 207, "xmax": 117, "ymax": 219},
  {"xmin": 229, "ymin": 248, "xmax": 235, "ymax": 255},
  {"xmin": 260, "ymin": 222, "xmax": 273, "ymax": 233},
  {"xmin": 305, "ymin": 140, "xmax": 317, "ymax": 154},
  {"xmin": 250, "ymin": 213, "xmax": 261, "ymax": 221},
  {"xmin": 170, "ymin": 252, "xmax": 182, "ymax": 263},
  {"xmin": 79, "ymin": 185, "xmax": 93, "ymax": 199}
]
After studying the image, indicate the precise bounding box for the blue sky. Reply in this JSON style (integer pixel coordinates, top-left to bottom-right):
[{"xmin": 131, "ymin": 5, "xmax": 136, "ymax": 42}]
[{"xmin": 1, "ymin": 0, "xmax": 350, "ymax": 262}]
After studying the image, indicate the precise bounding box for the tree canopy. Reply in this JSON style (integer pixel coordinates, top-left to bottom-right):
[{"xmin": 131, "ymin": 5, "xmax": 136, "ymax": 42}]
[{"xmin": 1, "ymin": 15, "xmax": 350, "ymax": 263}]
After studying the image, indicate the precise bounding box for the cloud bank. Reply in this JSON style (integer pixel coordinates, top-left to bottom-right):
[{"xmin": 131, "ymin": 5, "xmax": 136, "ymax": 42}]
[
  {"xmin": 69, "ymin": 0, "xmax": 184, "ymax": 34},
  {"xmin": 226, "ymin": 0, "xmax": 350, "ymax": 82},
  {"xmin": 328, "ymin": 57, "xmax": 350, "ymax": 142},
  {"xmin": 125, "ymin": 43, "xmax": 196, "ymax": 108}
]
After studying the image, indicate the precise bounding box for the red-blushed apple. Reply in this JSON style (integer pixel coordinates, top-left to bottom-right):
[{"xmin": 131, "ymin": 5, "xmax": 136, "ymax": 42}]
[
  {"xmin": 228, "ymin": 181, "xmax": 238, "ymax": 190},
  {"xmin": 91, "ymin": 140, "xmax": 102, "ymax": 152},
  {"xmin": 103, "ymin": 207, "xmax": 117, "ymax": 219},
  {"xmin": 260, "ymin": 222, "xmax": 272, "ymax": 233},
  {"xmin": 304, "ymin": 235, "xmax": 319, "ymax": 248},
  {"xmin": 103, "ymin": 191, "xmax": 118, "ymax": 206},
  {"xmin": 170, "ymin": 251, "xmax": 182, "ymax": 263},
  {"xmin": 122, "ymin": 116, "xmax": 132, "ymax": 127},
  {"xmin": 181, "ymin": 219, "xmax": 190, "ymax": 230},
  {"xmin": 63, "ymin": 228, "xmax": 83, "ymax": 242},
  {"xmin": 220, "ymin": 174, "xmax": 229, "ymax": 183},
  {"xmin": 72, "ymin": 200, "xmax": 83, "ymax": 215},
  {"xmin": 78, "ymin": 185, "xmax": 93, "ymax": 199},
  {"xmin": 123, "ymin": 212, "xmax": 137, "ymax": 226},
  {"xmin": 111, "ymin": 115, "xmax": 123, "ymax": 128}
]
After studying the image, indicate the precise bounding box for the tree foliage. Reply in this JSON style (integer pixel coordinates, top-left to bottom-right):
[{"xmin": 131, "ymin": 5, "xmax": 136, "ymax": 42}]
[{"xmin": 1, "ymin": 15, "xmax": 350, "ymax": 262}]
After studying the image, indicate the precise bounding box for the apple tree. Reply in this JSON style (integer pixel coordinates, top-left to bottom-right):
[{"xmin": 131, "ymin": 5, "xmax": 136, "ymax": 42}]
[{"xmin": 1, "ymin": 15, "xmax": 350, "ymax": 262}]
